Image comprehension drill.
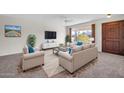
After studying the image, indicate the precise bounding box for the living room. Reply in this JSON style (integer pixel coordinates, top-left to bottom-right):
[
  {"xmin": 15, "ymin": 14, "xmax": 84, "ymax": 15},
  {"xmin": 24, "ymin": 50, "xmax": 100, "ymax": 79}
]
[
  {"xmin": 0, "ymin": 14, "xmax": 65, "ymax": 56},
  {"xmin": 1, "ymin": 0, "xmax": 124, "ymax": 93},
  {"xmin": 0, "ymin": 14, "xmax": 124, "ymax": 78}
]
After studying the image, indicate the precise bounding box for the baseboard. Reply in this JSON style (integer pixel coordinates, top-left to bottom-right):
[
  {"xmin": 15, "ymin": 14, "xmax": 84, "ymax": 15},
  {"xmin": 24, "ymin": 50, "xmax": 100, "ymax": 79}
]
[{"xmin": 0, "ymin": 52, "xmax": 22, "ymax": 57}]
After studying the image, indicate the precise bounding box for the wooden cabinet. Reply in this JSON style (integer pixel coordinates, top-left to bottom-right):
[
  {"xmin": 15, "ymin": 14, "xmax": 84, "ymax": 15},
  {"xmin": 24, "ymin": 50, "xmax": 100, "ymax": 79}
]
[{"xmin": 102, "ymin": 20, "xmax": 124, "ymax": 55}]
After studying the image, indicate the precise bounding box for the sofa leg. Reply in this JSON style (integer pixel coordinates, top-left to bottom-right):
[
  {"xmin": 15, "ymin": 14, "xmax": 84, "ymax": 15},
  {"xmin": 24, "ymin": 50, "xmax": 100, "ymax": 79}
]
[
  {"xmin": 70, "ymin": 72, "xmax": 74, "ymax": 74},
  {"xmin": 23, "ymin": 70, "xmax": 26, "ymax": 72},
  {"xmin": 95, "ymin": 57, "xmax": 98, "ymax": 60}
]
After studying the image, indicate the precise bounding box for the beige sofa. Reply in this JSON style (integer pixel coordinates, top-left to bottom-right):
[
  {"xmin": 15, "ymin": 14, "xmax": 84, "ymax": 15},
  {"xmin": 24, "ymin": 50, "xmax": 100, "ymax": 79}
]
[
  {"xmin": 22, "ymin": 51, "xmax": 44, "ymax": 71},
  {"xmin": 59, "ymin": 46, "xmax": 98, "ymax": 73}
]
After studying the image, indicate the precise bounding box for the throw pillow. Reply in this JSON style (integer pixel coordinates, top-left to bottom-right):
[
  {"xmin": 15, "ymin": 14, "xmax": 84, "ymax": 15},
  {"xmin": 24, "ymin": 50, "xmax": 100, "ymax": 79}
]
[
  {"xmin": 28, "ymin": 44, "xmax": 35, "ymax": 53},
  {"xmin": 23, "ymin": 45, "xmax": 29, "ymax": 54},
  {"xmin": 67, "ymin": 47, "xmax": 73, "ymax": 55},
  {"xmin": 76, "ymin": 41, "xmax": 83, "ymax": 46}
]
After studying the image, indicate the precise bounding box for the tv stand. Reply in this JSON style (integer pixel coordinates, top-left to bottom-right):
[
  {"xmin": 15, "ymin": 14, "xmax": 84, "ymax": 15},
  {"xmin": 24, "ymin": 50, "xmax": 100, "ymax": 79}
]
[{"xmin": 42, "ymin": 42, "xmax": 59, "ymax": 49}]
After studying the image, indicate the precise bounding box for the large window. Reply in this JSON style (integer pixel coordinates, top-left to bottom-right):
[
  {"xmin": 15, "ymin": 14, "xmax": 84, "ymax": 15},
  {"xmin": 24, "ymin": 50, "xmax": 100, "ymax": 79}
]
[
  {"xmin": 71, "ymin": 30, "xmax": 92, "ymax": 42},
  {"xmin": 78, "ymin": 30, "xmax": 92, "ymax": 37}
]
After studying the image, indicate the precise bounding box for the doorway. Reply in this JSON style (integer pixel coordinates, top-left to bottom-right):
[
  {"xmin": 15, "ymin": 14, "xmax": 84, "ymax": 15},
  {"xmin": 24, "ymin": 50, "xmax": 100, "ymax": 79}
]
[{"xmin": 102, "ymin": 20, "xmax": 124, "ymax": 55}]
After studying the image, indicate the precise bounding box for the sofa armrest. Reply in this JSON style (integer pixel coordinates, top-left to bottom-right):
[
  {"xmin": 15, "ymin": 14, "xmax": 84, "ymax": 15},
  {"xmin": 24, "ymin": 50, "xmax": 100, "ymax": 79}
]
[
  {"xmin": 23, "ymin": 51, "xmax": 44, "ymax": 60},
  {"xmin": 58, "ymin": 51, "xmax": 73, "ymax": 61}
]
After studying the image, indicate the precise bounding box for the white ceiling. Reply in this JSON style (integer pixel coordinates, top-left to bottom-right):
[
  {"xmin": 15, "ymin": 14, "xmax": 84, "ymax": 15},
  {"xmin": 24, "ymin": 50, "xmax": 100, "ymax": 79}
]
[
  {"xmin": 2, "ymin": 14, "xmax": 123, "ymax": 26},
  {"xmin": 57, "ymin": 14, "xmax": 122, "ymax": 26}
]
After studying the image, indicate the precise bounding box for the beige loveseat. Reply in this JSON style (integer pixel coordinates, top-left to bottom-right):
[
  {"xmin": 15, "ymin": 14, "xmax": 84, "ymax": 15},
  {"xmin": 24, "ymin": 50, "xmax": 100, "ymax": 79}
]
[
  {"xmin": 22, "ymin": 51, "xmax": 44, "ymax": 71},
  {"xmin": 59, "ymin": 45, "xmax": 98, "ymax": 73}
]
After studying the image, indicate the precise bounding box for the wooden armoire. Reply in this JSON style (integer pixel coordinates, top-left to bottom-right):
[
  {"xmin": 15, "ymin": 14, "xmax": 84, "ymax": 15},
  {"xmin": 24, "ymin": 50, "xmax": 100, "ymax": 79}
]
[{"xmin": 102, "ymin": 20, "xmax": 124, "ymax": 55}]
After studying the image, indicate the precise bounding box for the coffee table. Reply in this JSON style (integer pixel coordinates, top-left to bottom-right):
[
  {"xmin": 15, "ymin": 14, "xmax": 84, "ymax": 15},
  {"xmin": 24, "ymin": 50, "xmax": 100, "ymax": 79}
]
[
  {"xmin": 53, "ymin": 47, "xmax": 59, "ymax": 55},
  {"xmin": 53, "ymin": 47, "xmax": 67, "ymax": 55}
]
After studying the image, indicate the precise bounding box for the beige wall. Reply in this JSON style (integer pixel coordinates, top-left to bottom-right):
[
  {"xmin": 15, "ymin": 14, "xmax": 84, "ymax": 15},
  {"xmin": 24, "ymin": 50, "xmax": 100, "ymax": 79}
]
[
  {"xmin": 0, "ymin": 15, "xmax": 66, "ymax": 56},
  {"xmin": 67, "ymin": 15, "xmax": 124, "ymax": 52},
  {"xmin": 1, "ymin": 14, "xmax": 124, "ymax": 56}
]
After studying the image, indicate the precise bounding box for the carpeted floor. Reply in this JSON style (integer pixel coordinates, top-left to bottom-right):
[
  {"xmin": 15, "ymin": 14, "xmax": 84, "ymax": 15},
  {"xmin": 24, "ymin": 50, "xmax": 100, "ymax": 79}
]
[
  {"xmin": 43, "ymin": 50, "xmax": 64, "ymax": 77},
  {"xmin": 0, "ymin": 50, "xmax": 124, "ymax": 78}
]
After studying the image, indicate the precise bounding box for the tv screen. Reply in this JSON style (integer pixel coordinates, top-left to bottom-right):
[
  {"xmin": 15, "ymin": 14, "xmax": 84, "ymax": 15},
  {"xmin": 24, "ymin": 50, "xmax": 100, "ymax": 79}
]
[{"xmin": 45, "ymin": 31, "xmax": 56, "ymax": 39}]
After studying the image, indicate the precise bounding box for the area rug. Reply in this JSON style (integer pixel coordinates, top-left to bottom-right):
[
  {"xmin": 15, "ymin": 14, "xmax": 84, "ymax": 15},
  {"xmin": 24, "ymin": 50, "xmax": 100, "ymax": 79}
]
[{"xmin": 43, "ymin": 50, "xmax": 65, "ymax": 77}]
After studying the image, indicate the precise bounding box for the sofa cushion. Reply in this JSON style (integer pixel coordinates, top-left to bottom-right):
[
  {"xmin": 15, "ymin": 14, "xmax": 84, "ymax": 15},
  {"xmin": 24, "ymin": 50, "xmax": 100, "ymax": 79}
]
[
  {"xmin": 82, "ymin": 44, "xmax": 91, "ymax": 50},
  {"xmin": 72, "ymin": 45, "xmax": 83, "ymax": 53},
  {"xmin": 58, "ymin": 51, "xmax": 72, "ymax": 61},
  {"xmin": 23, "ymin": 51, "xmax": 44, "ymax": 60},
  {"xmin": 90, "ymin": 43, "xmax": 96, "ymax": 48}
]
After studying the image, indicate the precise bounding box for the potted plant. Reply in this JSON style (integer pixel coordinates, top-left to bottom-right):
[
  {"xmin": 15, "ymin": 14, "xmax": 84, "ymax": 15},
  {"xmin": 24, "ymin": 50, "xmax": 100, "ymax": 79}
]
[
  {"xmin": 27, "ymin": 34, "xmax": 36, "ymax": 47},
  {"xmin": 65, "ymin": 35, "xmax": 71, "ymax": 46}
]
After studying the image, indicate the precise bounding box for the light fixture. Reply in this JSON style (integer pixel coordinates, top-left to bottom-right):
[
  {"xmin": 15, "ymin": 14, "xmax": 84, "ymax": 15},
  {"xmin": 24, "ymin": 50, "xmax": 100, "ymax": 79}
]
[
  {"xmin": 63, "ymin": 17, "xmax": 73, "ymax": 26},
  {"xmin": 107, "ymin": 14, "xmax": 111, "ymax": 18}
]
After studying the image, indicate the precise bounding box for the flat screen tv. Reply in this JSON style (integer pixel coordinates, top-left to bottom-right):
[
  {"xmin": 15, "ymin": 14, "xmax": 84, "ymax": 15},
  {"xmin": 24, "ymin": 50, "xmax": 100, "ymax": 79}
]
[{"xmin": 45, "ymin": 31, "xmax": 56, "ymax": 39}]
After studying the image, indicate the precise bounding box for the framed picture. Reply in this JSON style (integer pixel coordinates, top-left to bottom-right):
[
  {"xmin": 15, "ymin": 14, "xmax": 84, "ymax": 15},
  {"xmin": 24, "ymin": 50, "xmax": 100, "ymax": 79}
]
[{"xmin": 5, "ymin": 25, "xmax": 21, "ymax": 37}]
